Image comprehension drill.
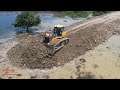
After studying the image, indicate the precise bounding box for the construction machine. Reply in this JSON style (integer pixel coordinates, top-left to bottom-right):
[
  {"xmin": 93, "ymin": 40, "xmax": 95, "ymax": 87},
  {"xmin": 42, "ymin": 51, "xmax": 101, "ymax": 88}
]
[{"xmin": 42, "ymin": 25, "xmax": 69, "ymax": 55}]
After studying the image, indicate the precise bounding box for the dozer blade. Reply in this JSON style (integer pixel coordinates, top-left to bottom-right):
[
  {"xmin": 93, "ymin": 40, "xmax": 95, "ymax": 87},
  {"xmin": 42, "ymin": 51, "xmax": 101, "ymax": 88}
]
[{"xmin": 42, "ymin": 38, "xmax": 69, "ymax": 56}]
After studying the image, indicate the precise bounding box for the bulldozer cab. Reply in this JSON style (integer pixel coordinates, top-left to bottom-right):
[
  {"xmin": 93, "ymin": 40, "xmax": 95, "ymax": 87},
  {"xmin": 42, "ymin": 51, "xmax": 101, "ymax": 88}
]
[
  {"xmin": 54, "ymin": 25, "xmax": 65, "ymax": 37},
  {"xmin": 43, "ymin": 25, "xmax": 66, "ymax": 44}
]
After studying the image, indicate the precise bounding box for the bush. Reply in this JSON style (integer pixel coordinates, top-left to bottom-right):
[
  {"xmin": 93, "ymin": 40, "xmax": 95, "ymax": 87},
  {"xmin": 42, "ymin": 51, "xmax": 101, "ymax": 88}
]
[
  {"xmin": 53, "ymin": 11, "xmax": 92, "ymax": 18},
  {"xmin": 92, "ymin": 11, "xmax": 108, "ymax": 16},
  {"xmin": 53, "ymin": 11, "xmax": 109, "ymax": 18}
]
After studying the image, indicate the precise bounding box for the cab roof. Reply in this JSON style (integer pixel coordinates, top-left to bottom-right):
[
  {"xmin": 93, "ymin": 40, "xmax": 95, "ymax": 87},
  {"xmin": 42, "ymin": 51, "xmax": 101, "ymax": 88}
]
[{"xmin": 54, "ymin": 25, "xmax": 65, "ymax": 28}]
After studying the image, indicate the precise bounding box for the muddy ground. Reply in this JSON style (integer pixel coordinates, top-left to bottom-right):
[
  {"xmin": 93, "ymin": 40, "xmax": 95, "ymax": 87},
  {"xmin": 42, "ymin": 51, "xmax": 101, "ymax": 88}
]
[{"xmin": 7, "ymin": 18, "xmax": 120, "ymax": 69}]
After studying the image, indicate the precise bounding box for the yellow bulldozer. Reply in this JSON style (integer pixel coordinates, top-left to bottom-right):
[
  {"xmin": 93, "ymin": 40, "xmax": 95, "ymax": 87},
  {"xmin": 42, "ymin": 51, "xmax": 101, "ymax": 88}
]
[{"xmin": 42, "ymin": 25, "xmax": 69, "ymax": 55}]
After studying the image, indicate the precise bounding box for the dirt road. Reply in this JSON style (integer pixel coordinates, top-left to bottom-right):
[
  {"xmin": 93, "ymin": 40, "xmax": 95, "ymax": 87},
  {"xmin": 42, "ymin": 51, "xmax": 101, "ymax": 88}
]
[{"xmin": 65, "ymin": 11, "xmax": 120, "ymax": 34}]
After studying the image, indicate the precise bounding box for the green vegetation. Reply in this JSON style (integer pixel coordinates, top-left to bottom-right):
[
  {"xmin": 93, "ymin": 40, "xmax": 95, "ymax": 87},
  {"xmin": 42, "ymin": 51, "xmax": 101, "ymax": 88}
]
[
  {"xmin": 53, "ymin": 11, "xmax": 92, "ymax": 18},
  {"xmin": 14, "ymin": 11, "xmax": 41, "ymax": 33},
  {"xmin": 8, "ymin": 77, "xmax": 12, "ymax": 79},
  {"xmin": 92, "ymin": 11, "xmax": 109, "ymax": 16},
  {"xmin": 53, "ymin": 11, "xmax": 110, "ymax": 18}
]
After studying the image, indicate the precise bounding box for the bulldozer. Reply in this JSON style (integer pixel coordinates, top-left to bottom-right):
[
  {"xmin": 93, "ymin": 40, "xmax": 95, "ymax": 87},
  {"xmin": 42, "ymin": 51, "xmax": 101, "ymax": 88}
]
[{"xmin": 42, "ymin": 25, "xmax": 69, "ymax": 55}]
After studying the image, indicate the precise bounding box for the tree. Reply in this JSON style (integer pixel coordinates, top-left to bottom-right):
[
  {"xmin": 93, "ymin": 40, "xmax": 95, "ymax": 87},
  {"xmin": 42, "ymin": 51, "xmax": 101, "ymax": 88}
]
[{"xmin": 14, "ymin": 11, "xmax": 41, "ymax": 33}]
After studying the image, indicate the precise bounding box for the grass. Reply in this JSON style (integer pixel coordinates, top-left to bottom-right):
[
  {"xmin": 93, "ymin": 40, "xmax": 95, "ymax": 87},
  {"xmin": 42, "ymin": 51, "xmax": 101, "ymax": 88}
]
[
  {"xmin": 53, "ymin": 11, "xmax": 92, "ymax": 18},
  {"xmin": 53, "ymin": 11, "xmax": 110, "ymax": 18},
  {"xmin": 92, "ymin": 11, "xmax": 109, "ymax": 16}
]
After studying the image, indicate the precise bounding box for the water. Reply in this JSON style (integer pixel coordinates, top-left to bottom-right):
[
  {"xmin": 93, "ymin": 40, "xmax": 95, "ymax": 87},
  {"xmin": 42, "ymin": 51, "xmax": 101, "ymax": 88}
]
[
  {"xmin": 0, "ymin": 11, "xmax": 84, "ymax": 39},
  {"xmin": 0, "ymin": 12, "xmax": 20, "ymax": 38}
]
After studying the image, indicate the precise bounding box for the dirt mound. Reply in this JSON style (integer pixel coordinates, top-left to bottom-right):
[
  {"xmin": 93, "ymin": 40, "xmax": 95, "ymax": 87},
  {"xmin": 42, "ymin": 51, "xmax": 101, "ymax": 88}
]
[{"xmin": 7, "ymin": 34, "xmax": 57, "ymax": 69}]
